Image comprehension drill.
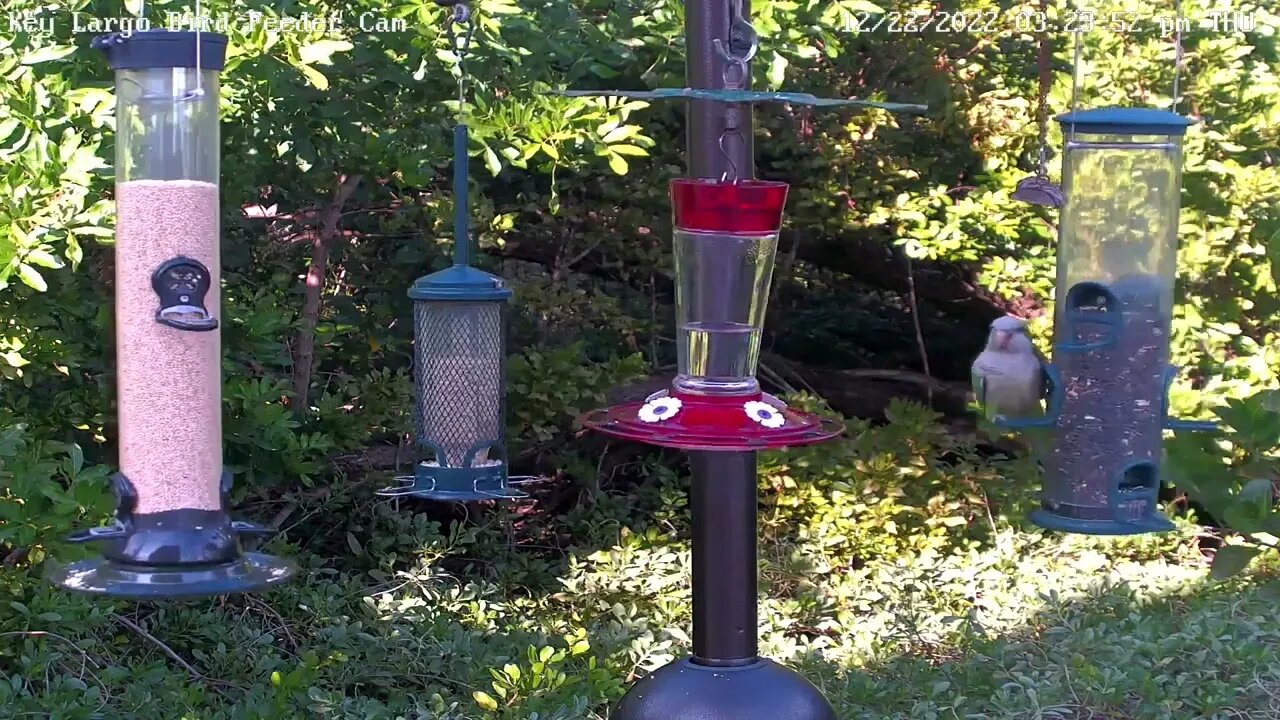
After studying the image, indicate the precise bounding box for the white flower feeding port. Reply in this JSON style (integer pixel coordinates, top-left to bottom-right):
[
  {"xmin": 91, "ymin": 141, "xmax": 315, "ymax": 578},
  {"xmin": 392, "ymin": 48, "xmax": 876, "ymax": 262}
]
[
  {"xmin": 743, "ymin": 400, "xmax": 785, "ymax": 429},
  {"xmin": 639, "ymin": 396, "xmax": 684, "ymax": 423}
]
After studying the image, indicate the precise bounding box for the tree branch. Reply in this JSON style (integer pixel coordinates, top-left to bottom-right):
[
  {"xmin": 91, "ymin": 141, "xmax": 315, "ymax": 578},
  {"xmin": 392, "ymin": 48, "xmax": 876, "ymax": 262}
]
[{"xmin": 292, "ymin": 174, "xmax": 363, "ymax": 412}]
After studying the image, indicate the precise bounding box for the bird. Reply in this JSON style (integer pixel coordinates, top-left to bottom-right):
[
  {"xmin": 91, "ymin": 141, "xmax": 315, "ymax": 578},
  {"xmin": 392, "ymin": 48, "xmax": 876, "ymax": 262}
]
[{"xmin": 972, "ymin": 315, "xmax": 1047, "ymax": 422}]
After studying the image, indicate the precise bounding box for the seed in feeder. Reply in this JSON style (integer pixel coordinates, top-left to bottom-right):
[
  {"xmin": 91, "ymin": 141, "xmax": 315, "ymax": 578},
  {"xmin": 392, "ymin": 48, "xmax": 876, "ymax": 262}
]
[
  {"xmin": 1044, "ymin": 275, "xmax": 1169, "ymax": 513},
  {"xmin": 114, "ymin": 179, "xmax": 223, "ymax": 514}
]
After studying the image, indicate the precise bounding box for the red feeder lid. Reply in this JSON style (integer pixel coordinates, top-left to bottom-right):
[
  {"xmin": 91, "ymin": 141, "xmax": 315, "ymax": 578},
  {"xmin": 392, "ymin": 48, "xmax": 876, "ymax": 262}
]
[
  {"xmin": 577, "ymin": 391, "xmax": 843, "ymax": 452},
  {"xmin": 671, "ymin": 178, "xmax": 789, "ymax": 233}
]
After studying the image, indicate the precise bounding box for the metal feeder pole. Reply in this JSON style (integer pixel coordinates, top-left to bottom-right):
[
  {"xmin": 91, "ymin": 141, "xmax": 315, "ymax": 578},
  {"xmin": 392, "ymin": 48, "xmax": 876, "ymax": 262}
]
[
  {"xmin": 607, "ymin": 2, "xmax": 838, "ymax": 717},
  {"xmin": 690, "ymin": 451, "xmax": 758, "ymax": 664},
  {"xmin": 687, "ymin": 0, "xmax": 759, "ymax": 669}
]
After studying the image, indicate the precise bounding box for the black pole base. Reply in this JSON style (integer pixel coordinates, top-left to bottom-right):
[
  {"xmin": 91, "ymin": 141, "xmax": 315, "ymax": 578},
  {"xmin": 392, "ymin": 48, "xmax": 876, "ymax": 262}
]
[
  {"xmin": 612, "ymin": 657, "xmax": 837, "ymax": 720},
  {"xmin": 45, "ymin": 553, "xmax": 294, "ymax": 600}
]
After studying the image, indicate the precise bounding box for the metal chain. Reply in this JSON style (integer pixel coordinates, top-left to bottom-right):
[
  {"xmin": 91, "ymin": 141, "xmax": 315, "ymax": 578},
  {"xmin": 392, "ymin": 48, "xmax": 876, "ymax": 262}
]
[
  {"xmin": 1033, "ymin": 0, "xmax": 1051, "ymax": 177},
  {"xmin": 1068, "ymin": 18, "xmax": 1081, "ymax": 142},
  {"xmin": 193, "ymin": 0, "xmax": 203, "ymax": 98},
  {"xmin": 440, "ymin": 0, "xmax": 475, "ymax": 121},
  {"xmin": 1172, "ymin": 0, "xmax": 1183, "ymax": 112}
]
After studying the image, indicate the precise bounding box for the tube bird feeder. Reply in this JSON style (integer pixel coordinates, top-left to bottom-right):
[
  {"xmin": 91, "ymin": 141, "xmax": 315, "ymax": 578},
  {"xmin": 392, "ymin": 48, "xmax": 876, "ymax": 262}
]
[
  {"xmin": 47, "ymin": 31, "xmax": 294, "ymax": 598},
  {"xmin": 986, "ymin": 108, "xmax": 1216, "ymax": 535}
]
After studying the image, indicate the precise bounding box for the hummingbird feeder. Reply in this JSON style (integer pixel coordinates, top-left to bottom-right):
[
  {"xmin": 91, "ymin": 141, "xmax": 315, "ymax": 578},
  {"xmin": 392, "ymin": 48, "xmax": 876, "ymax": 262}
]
[
  {"xmin": 379, "ymin": 4, "xmax": 529, "ymax": 502},
  {"xmin": 580, "ymin": 178, "xmax": 844, "ymax": 451},
  {"xmin": 568, "ymin": 2, "xmax": 924, "ymax": 715},
  {"xmin": 47, "ymin": 30, "xmax": 294, "ymax": 598},
  {"xmin": 989, "ymin": 108, "xmax": 1216, "ymax": 535}
]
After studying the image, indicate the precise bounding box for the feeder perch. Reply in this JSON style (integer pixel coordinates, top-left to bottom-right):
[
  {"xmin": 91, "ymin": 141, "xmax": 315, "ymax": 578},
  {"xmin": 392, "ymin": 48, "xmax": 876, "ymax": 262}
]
[
  {"xmin": 987, "ymin": 108, "xmax": 1217, "ymax": 535},
  {"xmin": 380, "ymin": 125, "xmax": 530, "ymax": 502},
  {"xmin": 46, "ymin": 31, "xmax": 294, "ymax": 598},
  {"xmin": 581, "ymin": 178, "xmax": 843, "ymax": 450}
]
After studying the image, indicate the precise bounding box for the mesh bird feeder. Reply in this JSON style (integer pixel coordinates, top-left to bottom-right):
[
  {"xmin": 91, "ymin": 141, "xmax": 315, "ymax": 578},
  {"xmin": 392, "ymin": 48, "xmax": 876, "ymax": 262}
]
[
  {"xmin": 46, "ymin": 30, "xmax": 294, "ymax": 598},
  {"xmin": 378, "ymin": 129, "xmax": 524, "ymax": 500},
  {"xmin": 990, "ymin": 108, "xmax": 1216, "ymax": 535},
  {"xmin": 378, "ymin": 3, "xmax": 527, "ymax": 502}
]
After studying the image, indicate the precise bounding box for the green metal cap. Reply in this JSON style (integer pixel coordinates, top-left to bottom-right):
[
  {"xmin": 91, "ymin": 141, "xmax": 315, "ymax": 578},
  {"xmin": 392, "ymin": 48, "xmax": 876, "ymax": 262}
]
[
  {"xmin": 409, "ymin": 264, "xmax": 513, "ymax": 302},
  {"xmin": 1056, "ymin": 107, "xmax": 1195, "ymax": 136}
]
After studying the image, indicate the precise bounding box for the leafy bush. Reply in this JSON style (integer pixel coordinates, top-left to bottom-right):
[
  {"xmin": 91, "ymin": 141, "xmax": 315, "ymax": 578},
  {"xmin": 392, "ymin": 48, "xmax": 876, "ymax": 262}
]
[
  {"xmin": 1168, "ymin": 389, "xmax": 1280, "ymax": 579},
  {"xmin": 2, "ymin": 0, "xmax": 1279, "ymax": 716}
]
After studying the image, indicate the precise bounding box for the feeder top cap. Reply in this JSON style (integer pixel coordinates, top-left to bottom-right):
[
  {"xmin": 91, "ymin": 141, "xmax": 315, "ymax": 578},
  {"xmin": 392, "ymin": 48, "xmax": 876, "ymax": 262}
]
[
  {"xmin": 670, "ymin": 178, "xmax": 789, "ymax": 233},
  {"xmin": 92, "ymin": 30, "xmax": 229, "ymax": 71},
  {"xmin": 409, "ymin": 264, "xmax": 513, "ymax": 302},
  {"xmin": 1056, "ymin": 107, "xmax": 1194, "ymax": 136}
]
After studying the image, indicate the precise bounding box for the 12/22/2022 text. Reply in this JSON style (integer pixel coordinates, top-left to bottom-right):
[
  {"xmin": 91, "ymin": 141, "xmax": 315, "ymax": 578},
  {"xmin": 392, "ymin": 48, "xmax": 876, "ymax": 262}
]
[{"xmin": 842, "ymin": 10, "xmax": 1257, "ymax": 35}]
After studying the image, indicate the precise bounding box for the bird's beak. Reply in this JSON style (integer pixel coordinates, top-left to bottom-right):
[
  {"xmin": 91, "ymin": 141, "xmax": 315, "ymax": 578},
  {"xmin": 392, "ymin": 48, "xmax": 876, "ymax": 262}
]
[{"xmin": 995, "ymin": 330, "xmax": 1012, "ymax": 350}]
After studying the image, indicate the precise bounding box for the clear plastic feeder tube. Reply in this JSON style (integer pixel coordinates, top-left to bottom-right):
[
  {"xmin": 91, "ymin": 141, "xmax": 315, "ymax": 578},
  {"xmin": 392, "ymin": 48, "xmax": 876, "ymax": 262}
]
[
  {"xmin": 670, "ymin": 179, "xmax": 788, "ymax": 396},
  {"xmin": 109, "ymin": 32, "xmax": 228, "ymax": 514},
  {"xmin": 1041, "ymin": 108, "xmax": 1192, "ymax": 527}
]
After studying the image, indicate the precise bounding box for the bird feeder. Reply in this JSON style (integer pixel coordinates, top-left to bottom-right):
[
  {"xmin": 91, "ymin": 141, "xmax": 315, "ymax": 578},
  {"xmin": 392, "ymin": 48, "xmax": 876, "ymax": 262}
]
[
  {"xmin": 581, "ymin": 178, "xmax": 843, "ymax": 451},
  {"xmin": 990, "ymin": 108, "xmax": 1215, "ymax": 535},
  {"xmin": 47, "ymin": 30, "xmax": 294, "ymax": 598},
  {"xmin": 379, "ymin": 126, "xmax": 526, "ymax": 501}
]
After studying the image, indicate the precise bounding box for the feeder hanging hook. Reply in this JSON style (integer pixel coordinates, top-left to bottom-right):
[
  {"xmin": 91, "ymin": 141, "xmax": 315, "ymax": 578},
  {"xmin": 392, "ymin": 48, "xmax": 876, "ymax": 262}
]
[
  {"xmin": 440, "ymin": 0, "xmax": 475, "ymax": 119},
  {"xmin": 718, "ymin": 128, "xmax": 743, "ymax": 183}
]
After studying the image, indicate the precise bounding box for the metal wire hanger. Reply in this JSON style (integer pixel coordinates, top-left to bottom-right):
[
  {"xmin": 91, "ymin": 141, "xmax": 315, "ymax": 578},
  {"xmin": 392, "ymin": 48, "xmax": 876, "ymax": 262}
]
[{"xmin": 1012, "ymin": 0, "xmax": 1064, "ymax": 208}]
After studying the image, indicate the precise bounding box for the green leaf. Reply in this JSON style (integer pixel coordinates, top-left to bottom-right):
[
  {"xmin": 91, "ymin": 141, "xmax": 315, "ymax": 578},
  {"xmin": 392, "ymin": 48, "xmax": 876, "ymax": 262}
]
[
  {"xmin": 298, "ymin": 40, "xmax": 354, "ymax": 66},
  {"xmin": 71, "ymin": 226, "xmax": 114, "ymax": 238},
  {"xmin": 23, "ymin": 249, "xmax": 63, "ymax": 270},
  {"xmin": 768, "ymin": 51, "xmax": 789, "ymax": 87},
  {"xmin": 17, "ymin": 264, "xmax": 47, "ymax": 292},
  {"xmin": 345, "ymin": 532, "xmax": 363, "ymax": 555},
  {"xmin": 1268, "ymin": 227, "xmax": 1280, "ymax": 289},
  {"xmin": 472, "ymin": 691, "xmax": 499, "ymax": 711},
  {"xmin": 20, "ymin": 45, "xmax": 75, "ymax": 65},
  {"xmin": 541, "ymin": 143, "xmax": 560, "ymax": 161},
  {"xmin": 298, "ymin": 65, "xmax": 330, "ymax": 90},
  {"xmin": 1240, "ymin": 477, "xmax": 1273, "ymax": 504},
  {"xmin": 846, "ymin": 0, "xmax": 885, "ymax": 11},
  {"xmin": 483, "ymin": 145, "xmax": 502, "ymax": 176},
  {"xmin": 601, "ymin": 125, "xmax": 637, "ymax": 144},
  {"xmin": 609, "ymin": 144, "xmax": 648, "ymax": 157},
  {"xmin": 69, "ymin": 443, "xmax": 84, "ymax": 478},
  {"xmin": 607, "ymin": 154, "xmax": 628, "ymax": 175},
  {"xmin": 1211, "ymin": 545, "xmax": 1262, "ymax": 580},
  {"xmin": 1224, "ymin": 502, "xmax": 1267, "ymax": 534}
]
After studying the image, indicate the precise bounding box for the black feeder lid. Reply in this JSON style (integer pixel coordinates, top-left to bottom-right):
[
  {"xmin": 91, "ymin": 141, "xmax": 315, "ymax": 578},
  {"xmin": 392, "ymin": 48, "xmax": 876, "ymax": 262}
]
[{"xmin": 92, "ymin": 30, "xmax": 229, "ymax": 71}]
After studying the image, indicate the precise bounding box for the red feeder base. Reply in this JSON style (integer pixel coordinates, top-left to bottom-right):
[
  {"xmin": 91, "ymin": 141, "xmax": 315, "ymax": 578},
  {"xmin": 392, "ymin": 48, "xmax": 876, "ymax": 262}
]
[{"xmin": 578, "ymin": 391, "xmax": 843, "ymax": 451}]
